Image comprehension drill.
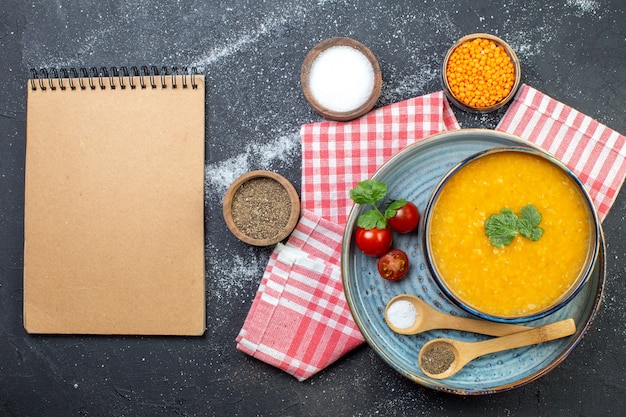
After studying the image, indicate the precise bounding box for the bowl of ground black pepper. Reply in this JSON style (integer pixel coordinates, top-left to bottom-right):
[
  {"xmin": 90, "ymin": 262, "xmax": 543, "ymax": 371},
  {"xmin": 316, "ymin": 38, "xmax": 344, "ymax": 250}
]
[{"xmin": 223, "ymin": 170, "xmax": 301, "ymax": 246}]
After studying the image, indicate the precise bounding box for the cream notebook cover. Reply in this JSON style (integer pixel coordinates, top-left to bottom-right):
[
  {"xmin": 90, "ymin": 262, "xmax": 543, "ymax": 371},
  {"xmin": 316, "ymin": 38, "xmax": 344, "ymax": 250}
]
[{"xmin": 24, "ymin": 67, "xmax": 206, "ymax": 335}]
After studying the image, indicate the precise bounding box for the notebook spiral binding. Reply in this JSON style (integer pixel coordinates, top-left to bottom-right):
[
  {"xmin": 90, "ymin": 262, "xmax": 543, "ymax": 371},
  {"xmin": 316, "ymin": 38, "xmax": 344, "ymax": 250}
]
[{"xmin": 29, "ymin": 66, "xmax": 201, "ymax": 91}]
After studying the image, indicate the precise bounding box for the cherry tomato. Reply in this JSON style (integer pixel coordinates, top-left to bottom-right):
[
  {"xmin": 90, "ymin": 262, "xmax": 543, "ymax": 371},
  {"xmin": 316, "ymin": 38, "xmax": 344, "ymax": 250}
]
[
  {"xmin": 377, "ymin": 249, "xmax": 410, "ymax": 281},
  {"xmin": 354, "ymin": 226, "xmax": 392, "ymax": 257},
  {"xmin": 388, "ymin": 201, "xmax": 420, "ymax": 233}
]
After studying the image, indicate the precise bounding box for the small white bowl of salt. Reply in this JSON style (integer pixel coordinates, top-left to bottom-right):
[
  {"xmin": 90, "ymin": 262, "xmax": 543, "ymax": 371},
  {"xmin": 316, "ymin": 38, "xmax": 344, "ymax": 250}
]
[{"xmin": 300, "ymin": 37, "xmax": 382, "ymax": 121}]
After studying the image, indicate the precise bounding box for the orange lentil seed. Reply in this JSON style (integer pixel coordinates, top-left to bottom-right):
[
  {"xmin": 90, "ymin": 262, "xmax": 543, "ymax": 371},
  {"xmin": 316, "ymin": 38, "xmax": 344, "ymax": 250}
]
[{"xmin": 446, "ymin": 38, "xmax": 516, "ymax": 108}]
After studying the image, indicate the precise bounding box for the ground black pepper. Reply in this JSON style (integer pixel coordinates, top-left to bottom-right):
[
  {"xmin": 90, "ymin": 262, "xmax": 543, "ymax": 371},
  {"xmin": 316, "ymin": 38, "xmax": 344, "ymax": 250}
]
[
  {"xmin": 231, "ymin": 177, "xmax": 292, "ymax": 240},
  {"xmin": 420, "ymin": 345, "xmax": 456, "ymax": 375}
]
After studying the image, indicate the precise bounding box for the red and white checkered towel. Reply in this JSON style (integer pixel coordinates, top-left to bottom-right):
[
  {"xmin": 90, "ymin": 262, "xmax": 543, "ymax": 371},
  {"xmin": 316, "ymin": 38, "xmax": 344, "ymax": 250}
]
[
  {"xmin": 236, "ymin": 86, "xmax": 626, "ymax": 381},
  {"xmin": 236, "ymin": 92, "xmax": 460, "ymax": 380},
  {"xmin": 497, "ymin": 84, "xmax": 626, "ymax": 221},
  {"xmin": 300, "ymin": 92, "xmax": 461, "ymax": 226},
  {"xmin": 235, "ymin": 210, "xmax": 361, "ymax": 381}
]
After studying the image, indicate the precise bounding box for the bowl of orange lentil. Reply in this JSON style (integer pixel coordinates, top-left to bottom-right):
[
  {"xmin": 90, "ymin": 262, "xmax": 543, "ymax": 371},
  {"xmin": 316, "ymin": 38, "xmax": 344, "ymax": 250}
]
[{"xmin": 442, "ymin": 33, "xmax": 521, "ymax": 112}]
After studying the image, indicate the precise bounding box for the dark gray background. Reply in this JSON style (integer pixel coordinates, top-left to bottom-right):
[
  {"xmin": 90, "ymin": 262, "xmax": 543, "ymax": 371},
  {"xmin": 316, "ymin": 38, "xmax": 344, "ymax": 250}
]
[{"xmin": 1, "ymin": 1, "xmax": 624, "ymax": 416}]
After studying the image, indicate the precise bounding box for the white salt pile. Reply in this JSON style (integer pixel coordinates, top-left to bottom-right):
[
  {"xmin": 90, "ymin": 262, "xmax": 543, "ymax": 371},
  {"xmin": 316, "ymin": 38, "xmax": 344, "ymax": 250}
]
[
  {"xmin": 308, "ymin": 45, "xmax": 375, "ymax": 113},
  {"xmin": 386, "ymin": 299, "xmax": 418, "ymax": 329}
]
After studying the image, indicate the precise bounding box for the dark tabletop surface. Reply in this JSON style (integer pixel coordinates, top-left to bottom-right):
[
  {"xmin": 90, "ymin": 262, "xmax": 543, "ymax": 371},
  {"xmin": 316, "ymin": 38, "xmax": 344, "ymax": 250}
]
[{"xmin": 1, "ymin": 1, "xmax": 624, "ymax": 416}]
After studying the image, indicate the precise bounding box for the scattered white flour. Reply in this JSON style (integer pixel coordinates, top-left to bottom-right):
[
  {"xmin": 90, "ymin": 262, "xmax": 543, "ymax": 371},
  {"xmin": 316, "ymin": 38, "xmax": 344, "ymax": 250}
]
[
  {"xmin": 190, "ymin": 4, "xmax": 308, "ymax": 69},
  {"xmin": 376, "ymin": 8, "xmax": 462, "ymax": 102},
  {"xmin": 386, "ymin": 299, "xmax": 418, "ymax": 329},
  {"xmin": 204, "ymin": 131, "xmax": 300, "ymax": 198},
  {"xmin": 380, "ymin": 65, "xmax": 439, "ymax": 103},
  {"xmin": 566, "ymin": 0, "xmax": 600, "ymax": 14},
  {"xmin": 207, "ymin": 247, "xmax": 264, "ymax": 303},
  {"xmin": 308, "ymin": 45, "xmax": 375, "ymax": 112},
  {"xmin": 191, "ymin": 30, "xmax": 268, "ymax": 69}
]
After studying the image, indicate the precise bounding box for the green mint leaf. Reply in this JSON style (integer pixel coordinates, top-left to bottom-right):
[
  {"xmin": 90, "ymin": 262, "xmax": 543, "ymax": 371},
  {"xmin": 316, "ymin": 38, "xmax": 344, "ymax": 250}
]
[
  {"xmin": 518, "ymin": 204, "xmax": 542, "ymax": 238},
  {"xmin": 484, "ymin": 208, "xmax": 519, "ymax": 248},
  {"xmin": 351, "ymin": 179, "xmax": 390, "ymax": 229},
  {"xmin": 485, "ymin": 204, "xmax": 544, "ymax": 247},
  {"xmin": 357, "ymin": 209, "xmax": 387, "ymax": 230},
  {"xmin": 529, "ymin": 227, "xmax": 544, "ymax": 241},
  {"xmin": 349, "ymin": 179, "xmax": 387, "ymax": 205},
  {"xmin": 517, "ymin": 218, "xmax": 533, "ymax": 238},
  {"xmin": 520, "ymin": 204, "xmax": 541, "ymax": 227},
  {"xmin": 384, "ymin": 199, "xmax": 407, "ymax": 219}
]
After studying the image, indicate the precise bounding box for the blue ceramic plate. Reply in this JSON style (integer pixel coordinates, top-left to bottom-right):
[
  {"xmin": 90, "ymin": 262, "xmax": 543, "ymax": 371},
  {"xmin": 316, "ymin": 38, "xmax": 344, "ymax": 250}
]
[{"xmin": 341, "ymin": 129, "xmax": 606, "ymax": 395}]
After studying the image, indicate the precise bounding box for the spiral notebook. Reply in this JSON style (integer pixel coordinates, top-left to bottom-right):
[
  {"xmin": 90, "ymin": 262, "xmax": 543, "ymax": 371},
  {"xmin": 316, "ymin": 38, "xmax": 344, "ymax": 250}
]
[{"xmin": 24, "ymin": 66, "xmax": 206, "ymax": 335}]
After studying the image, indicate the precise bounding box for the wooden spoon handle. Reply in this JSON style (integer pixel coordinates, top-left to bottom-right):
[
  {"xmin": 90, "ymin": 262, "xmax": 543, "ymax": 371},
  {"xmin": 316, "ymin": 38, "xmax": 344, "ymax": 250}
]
[
  {"xmin": 463, "ymin": 318, "xmax": 577, "ymax": 362},
  {"xmin": 432, "ymin": 313, "xmax": 531, "ymax": 337}
]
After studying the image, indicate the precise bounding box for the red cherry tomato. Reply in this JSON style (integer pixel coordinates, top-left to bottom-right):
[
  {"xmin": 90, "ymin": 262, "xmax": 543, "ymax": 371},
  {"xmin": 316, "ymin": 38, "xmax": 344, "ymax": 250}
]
[
  {"xmin": 387, "ymin": 201, "xmax": 420, "ymax": 233},
  {"xmin": 377, "ymin": 249, "xmax": 409, "ymax": 281},
  {"xmin": 354, "ymin": 227, "xmax": 392, "ymax": 257}
]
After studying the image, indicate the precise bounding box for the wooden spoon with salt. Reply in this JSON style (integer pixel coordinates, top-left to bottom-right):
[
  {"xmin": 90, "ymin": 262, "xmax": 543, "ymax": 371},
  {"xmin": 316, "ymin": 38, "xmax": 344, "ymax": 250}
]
[
  {"xmin": 418, "ymin": 318, "xmax": 576, "ymax": 379},
  {"xmin": 384, "ymin": 294, "xmax": 531, "ymax": 337}
]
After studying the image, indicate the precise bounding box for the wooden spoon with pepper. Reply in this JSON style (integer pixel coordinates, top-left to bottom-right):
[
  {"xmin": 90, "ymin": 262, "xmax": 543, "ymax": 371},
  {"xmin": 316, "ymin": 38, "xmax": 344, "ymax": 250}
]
[{"xmin": 418, "ymin": 318, "xmax": 576, "ymax": 379}]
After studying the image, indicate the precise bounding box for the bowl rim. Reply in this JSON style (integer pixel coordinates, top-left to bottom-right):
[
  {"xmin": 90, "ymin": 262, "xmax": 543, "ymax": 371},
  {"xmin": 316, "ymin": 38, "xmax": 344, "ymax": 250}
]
[
  {"xmin": 421, "ymin": 146, "xmax": 601, "ymax": 322},
  {"xmin": 300, "ymin": 36, "xmax": 382, "ymax": 121},
  {"xmin": 441, "ymin": 33, "xmax": 522, "ymax": 113},
  {"xmin": 222, "ymin": 170, "xmax": 301, "ymax": 246}
]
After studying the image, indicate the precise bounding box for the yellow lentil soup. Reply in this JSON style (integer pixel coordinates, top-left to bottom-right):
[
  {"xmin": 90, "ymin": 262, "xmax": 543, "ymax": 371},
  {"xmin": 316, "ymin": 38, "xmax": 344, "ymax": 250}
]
[{"xmin": 427, "ymin": 149, "xmax": 596, "ymax": 319}]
